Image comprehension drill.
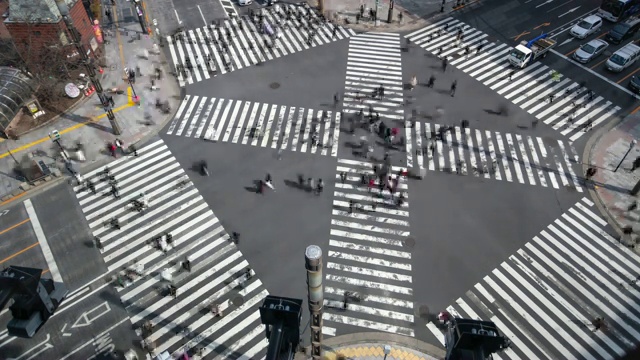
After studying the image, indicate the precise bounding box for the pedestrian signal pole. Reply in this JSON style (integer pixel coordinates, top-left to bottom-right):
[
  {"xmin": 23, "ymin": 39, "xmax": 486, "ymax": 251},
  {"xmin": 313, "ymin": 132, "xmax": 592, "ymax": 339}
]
[
  {"xmin": 305, "ymin": 245, "xmax": 323, "ymax": 359},
  {"xmin": 387, "ymin": 0, "xmax": 395, "ymax": 24},
  {"xmin": 55, "ymin": 0, "xmax": 122, "ymax": 135}
]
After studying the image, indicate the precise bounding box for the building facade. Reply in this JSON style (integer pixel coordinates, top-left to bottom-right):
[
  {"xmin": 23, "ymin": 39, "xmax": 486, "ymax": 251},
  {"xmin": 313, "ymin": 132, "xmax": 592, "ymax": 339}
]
[{"xmin": 3, "ymin": 0, "xmax": 100, "ymax": 68}]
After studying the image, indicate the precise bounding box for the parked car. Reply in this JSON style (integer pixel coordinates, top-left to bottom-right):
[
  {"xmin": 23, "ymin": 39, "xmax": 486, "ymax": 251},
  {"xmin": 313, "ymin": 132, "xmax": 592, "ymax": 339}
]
[
  {"xmin": 629, "ymin": 76, "xmax": 640, "ymax": 93},
  {"xmin": 570, "ymin": 15, "xmax": 603, "ymax": 39},
  {"xmin": 573, "ymin": 39, "xmax": 609, "ymax": 63},
  {"xmin": 238, "ymin": 0, "xmax": 252, "ymax": 6}
]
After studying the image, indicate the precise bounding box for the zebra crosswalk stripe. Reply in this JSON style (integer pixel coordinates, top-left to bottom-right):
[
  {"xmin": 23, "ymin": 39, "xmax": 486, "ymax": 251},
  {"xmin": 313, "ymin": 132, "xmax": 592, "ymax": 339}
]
[
  {"xmin": 406, "ymin": 18, "xmax": 621, "ymax": 142},
  {"xmin": 166, "ymin": 97, "xmax": 341, "ymax": 156},
  {"xmin": 406, "ymin": 122, "xmax": 582, "ymax": 191},
  {"xmin": 167, "ymin": 4, "xmax": 356, "ymax": 87},
  {"xmin": 323, "ymin": 158, "xmax": 414, "ymax": 337},
  {"xmin": 343, "ymin": 32, "xmax": 404, "ymax": 123},
  {"xmin": 425, "ymin": 197, "xmax": 640, "ymax": 360},
  {"xmin": 72, "ymin": 139, "xmax": 268, "ymax": 359}
]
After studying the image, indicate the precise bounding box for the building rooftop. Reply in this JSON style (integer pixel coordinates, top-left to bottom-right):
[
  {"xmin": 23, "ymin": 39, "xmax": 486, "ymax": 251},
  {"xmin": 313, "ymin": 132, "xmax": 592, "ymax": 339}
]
[{"xmin": 5, "ymin": 0, "xmax": 74, "ymax": 23}]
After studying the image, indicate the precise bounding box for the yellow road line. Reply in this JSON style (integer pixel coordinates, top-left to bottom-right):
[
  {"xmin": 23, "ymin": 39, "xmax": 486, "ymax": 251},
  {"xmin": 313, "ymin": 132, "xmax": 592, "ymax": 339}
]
[
  {"xmin": 0, "ymin": 242, "xmax": 40, "ymax": 264},
  {"xmin": 0, "ymin": 102, "xmax": 133, "ymax": 160},
  {"xmin": 0, "ymin": 218, "xmax": 31, "ymax": 236},
  {"xmin": 0, "ymin": 192, "xmax": 28, "ymax": 207}
]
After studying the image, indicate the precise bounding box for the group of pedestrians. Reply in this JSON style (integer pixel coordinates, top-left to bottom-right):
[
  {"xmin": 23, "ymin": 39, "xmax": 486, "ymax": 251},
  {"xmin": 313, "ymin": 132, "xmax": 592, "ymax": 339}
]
[{"xmin": 340, "ymin": 163, "xmax": 408, "ymax": 210}]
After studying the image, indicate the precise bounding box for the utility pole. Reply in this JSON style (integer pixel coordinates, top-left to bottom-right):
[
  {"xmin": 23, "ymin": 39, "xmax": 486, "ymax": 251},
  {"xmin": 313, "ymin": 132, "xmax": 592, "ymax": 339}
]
[
  {"xmin": 55, "ymin": 0, "xmax": 122, "ymax": 135},
  {"xmin": 305, "ymin": 245, "xmax": 323, "ymax": 360},
  {"xmin": 133, "ymin": 0, "xmax": 149, "ymax": 35},
  {"xmin": 614, "ymin": 140, "xmax": 637, "ymax": 172},
  {"xmin": 387, "ymin": 0, "xmax": 395, "ymax": 23}
]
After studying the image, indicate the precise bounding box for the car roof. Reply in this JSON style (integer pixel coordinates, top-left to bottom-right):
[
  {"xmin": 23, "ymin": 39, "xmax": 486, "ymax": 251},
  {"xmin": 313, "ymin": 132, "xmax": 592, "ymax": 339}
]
[
  {"xmin": 585, "ymin": 39, "xmax": 607, "ymax": 47},
  {"xmin": 583, "ymin": 15, "xmax": 601, "ymax": 23}
]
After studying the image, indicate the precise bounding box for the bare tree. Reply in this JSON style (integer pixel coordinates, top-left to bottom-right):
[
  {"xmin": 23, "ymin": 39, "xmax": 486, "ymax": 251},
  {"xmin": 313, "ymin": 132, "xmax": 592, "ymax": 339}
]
[{"xmin": 0, "ymin": 19, "xmax": 86, "ymax": 112}]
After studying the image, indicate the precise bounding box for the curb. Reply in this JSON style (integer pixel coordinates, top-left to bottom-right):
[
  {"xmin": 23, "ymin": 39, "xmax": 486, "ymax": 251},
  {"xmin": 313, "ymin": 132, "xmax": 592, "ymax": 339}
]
[
  {"xmin": 583, "ymin": 112, "xmax": 627, "ymax": 240},
  {"xmin": 296, "ymin": 333, "xmax": 445, "ymax": 359}
]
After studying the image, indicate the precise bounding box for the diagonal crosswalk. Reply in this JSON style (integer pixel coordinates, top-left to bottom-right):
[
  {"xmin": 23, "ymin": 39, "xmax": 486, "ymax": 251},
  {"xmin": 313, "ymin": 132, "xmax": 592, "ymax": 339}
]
[
  {"xmin": 322, "ymin": 158, "xmax": 415, "ymax": 338},
  {"xmin": 165, "ymin": 96, "xmax": 341, "ymax": 156},
  {"xmin": 404, "ymin": 121, "xmax": 583, "ymax": 191},
  {"xmin": 72, "ymin": 139, "xmax": 268, "ymax": 359},
  {"xmin": 342, "ymin": 32, "xmax": 405, "ymax": 122},
  {"xmin": 167, "ymin": 3, "xmax": 356, "ymax": 87},
  {"xmin": 406, "ymin": 18, "xmax": 621, "ymax": 143},
  {"xmin": 426, "ymin": 197, "xmax": 640, "ymax": 360}
]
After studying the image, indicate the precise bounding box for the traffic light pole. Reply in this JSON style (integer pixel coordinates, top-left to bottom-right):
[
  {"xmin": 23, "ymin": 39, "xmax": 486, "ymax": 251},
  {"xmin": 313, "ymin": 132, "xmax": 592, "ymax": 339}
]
[
  {"xmin": 55, "ymin": 0, "xmax": 122, "ymax": 135},
  {"xmin": 305, "ymin": 245, "xmax": 323, "ymax": 360},
  {"xmin": 134, "ymin": 0, "xmax": 149, "ymax": 35}
]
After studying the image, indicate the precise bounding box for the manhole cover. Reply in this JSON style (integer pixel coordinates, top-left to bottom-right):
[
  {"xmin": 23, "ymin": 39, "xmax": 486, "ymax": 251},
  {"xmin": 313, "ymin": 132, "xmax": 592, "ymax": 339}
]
[
  {"xmin": 270, "ymin": 82, "xmax": 280, "ymax": 89},
  {"xmin": 403, "ymin": 237, "xmax": 415, "ymax": 248},
  {"xmin": 232, "ymin": 296, "xmax": 244, "ymax": 306}
]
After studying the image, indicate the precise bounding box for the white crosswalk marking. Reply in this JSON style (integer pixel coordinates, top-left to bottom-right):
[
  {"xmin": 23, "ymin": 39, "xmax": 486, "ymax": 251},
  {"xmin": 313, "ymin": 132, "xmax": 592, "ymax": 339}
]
[
  {"xmin": 166, "ymin": 97, "xmax": 341, "ymax": 156},
  {"xmin": 167, "ymin": 4, "xmax": 356, "ymax": 87},
  {"xmin": 343, "ymin": 32, "xmax": 405, "ymax": 126},
  {"xmin": 72, "ymin": 140, "xmax": 268, "ymax": 359},
  {"xmin": 323, "ymin": 159, "xmax": 414, "ymax": 337},
  {"xmin": 406, "ymin": 122, "xmax": 582, "ymax": 191},
  {"xmin": 406, "ymin": 18, "xmax": 621, "ymax": 142},
  {"xmin": 425, "ymin": 197, "xmax": 640, "ymax": 360}
]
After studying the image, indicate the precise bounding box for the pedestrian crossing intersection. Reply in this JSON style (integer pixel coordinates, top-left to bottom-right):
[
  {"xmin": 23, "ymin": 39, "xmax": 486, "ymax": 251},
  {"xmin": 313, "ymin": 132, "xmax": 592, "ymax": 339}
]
[
  {"xmin": 166, "ymin": 96, "xmax": 341, "ymax": 157},
  {"xmin": 426, "ymin": 197, "xmax": 640, "ymax": 360},
  {"xmin": 404, "ymin": 121, "xmax": 583, "ymax": 191},
  {"xmin": 322, "ymin": 158, "xmax": 415, "ymax": 338},
  {"xmin": 342, "ymin": 32, "xmax": 405, "ymax": 122},
  {"xmin": 406, "ymin": 18, "xmax": 621, "ymax": 143},
  {"xmin": 167, "ymin": 3, "xmax": 356, "ymax": 87},
  {"xmin": 72, "ymin": 139, "xmax": 268, "ymax": 359}
]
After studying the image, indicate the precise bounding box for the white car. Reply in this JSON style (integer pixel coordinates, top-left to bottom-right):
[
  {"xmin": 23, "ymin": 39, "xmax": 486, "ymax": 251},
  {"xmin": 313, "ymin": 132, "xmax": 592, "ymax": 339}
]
[
  {"xmin": 238, "ymin": 0, "xmax": 252, "ymax": 6},
  {"xmin": 570, "ymin": 15, "xmax": 603, "ymax": 39}
]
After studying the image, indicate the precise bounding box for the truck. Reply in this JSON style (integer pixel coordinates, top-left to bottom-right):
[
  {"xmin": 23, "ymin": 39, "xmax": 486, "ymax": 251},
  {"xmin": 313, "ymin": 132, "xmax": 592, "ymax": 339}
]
[{"xmin": 507, "ymin": 33, "xmax": 556, "ymax": 68}]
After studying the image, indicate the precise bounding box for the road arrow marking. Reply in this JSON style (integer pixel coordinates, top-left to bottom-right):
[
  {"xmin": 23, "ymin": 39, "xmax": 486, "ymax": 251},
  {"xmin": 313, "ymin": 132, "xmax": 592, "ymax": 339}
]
[
  {"xmin": 0, "ymin": 210, "xmax": 9, "ymax": 217},
  {"xmin": 16, "ymin": 334, "xmax": 53, "ymax": 360},
  {"xmin": 559, "ymin": 38, "xmax": 574, "ymax": 46},
  {"xmin": 72, "ymin": 302, "xmax": 111, "ymax": 328},
  {"xmin": 536, "ymin": 0, "xmax": 554, "ymax": 8},
  {"xmin": 534, "ymin": 22, "xmax": 552, "ymax": 29},
  {"xmin": 559, "ymin": 6, "xmax": 581, "ymax": 18}
]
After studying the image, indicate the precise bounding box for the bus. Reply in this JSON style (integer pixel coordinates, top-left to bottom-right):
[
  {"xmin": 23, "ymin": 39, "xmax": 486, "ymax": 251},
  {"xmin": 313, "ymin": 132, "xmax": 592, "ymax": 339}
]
[{"xmin": 599, "ymin": 0, "xmax": 640, "ymax": 22}]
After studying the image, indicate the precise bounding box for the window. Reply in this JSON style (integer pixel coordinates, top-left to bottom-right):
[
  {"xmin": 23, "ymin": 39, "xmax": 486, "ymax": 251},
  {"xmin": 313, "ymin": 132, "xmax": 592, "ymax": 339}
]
[{"xmin": 34, "ymin": 31, "xmax": 41, "ymax": 36}]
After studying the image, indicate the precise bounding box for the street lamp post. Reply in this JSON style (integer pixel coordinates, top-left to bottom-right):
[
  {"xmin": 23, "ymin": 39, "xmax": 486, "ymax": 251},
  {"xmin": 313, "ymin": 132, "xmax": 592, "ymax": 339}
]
[
  {"xmin": 614, "ymin": 139, "xmax": 637, "ymax": 172},
  {"xmin": 134, "ymin": 0, "xmax": 149, "ymax": 35},
  {"xmin": 383, "ymin": 344, "xmax": 391, "ymax": 360},
  {"xmin": 387, "ymin": 0, "xmax": 395, "ymax": 23},
  {"xmin": 55, "ymin": 0, "xmax": 122, "ymax": 135}
]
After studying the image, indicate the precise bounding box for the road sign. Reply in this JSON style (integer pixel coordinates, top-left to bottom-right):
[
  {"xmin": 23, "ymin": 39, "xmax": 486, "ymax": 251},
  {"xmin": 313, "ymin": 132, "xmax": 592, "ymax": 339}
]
[{"xmin": 49, "ymin": 130, "xmax": 60, "ymax": 141}]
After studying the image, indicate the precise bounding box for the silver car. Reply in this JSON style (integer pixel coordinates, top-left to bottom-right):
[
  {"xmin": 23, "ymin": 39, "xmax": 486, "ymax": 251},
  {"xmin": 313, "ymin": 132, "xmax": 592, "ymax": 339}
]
[{"xmin": 573, "ymin": 39, "xmax": 609, "ymax": 63}]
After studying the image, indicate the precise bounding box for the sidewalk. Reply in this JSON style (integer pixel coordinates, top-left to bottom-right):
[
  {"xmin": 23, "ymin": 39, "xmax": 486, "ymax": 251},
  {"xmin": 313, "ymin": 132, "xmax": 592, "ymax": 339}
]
[
  {"xmin": 586, "ymin": 112, "xmax": 640, "ymax": 253},
  {"xmin": 296, "ymin": 332, "xmax": 445, "ymax": 360},
  {"xmin": 312, "ymin": 0, "xmax": 477, "ymax": 33},
  {"xmin": 0, "ymin": 0, "xmax": 180, "ymax": 205}
]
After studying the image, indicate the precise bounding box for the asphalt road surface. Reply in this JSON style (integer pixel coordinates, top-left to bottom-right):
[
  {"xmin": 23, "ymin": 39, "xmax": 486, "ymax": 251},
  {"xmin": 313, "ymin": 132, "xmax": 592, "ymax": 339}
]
[
  {"xmin": 0, "ymin": 183, "xmax": 140, "ymax": 360},
  {"xmin": 3, "ymin": 0, "xmax": 640, "ymax": 359},
  {"xmin": 446, "ymin": 0, "xmax": 640, "ymax": 133}
]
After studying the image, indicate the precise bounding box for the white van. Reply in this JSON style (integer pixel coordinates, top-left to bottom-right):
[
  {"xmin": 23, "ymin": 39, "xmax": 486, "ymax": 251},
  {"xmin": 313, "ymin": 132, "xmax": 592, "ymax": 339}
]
[{"xmin": 606, "ymin": 43, "xmax": 640, "ymax": 72}]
